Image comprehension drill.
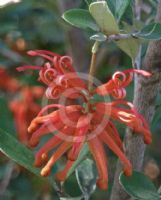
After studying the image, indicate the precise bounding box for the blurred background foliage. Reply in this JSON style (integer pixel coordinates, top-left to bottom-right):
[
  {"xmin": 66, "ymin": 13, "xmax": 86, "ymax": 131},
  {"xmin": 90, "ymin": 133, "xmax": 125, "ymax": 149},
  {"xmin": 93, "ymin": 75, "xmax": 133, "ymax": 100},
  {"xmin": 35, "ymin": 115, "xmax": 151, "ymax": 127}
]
[{"xmin": 0, "ymin": 0, "xmax": 161, "ymax": 200}]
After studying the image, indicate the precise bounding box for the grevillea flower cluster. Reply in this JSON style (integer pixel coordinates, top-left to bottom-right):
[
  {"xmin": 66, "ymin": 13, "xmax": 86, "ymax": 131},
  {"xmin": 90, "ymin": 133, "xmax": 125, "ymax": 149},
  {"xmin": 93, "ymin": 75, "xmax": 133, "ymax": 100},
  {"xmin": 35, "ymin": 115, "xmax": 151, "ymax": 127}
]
[
  {"xmin": 0, "ymin": 67, "xmax": 44, "ymax": 144},
  {"xmin": 17, "ymin": 50, "xmax": 152, "ymax": 190},
  {"xmin": 9, "ymin": 86, "xmax": 44, "ymax": 144}
]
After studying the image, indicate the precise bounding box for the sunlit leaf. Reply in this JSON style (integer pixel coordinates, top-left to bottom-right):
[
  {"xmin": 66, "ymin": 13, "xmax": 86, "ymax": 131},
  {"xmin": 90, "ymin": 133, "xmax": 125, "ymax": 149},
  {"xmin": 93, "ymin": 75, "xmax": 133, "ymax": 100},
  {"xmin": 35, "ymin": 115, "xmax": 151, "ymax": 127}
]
[
  {"xmin": 120, "ymin": 171, "xmax": 161, "ymax": 200},
  {"xmin": 115, "ymin": 37, "xmax": 140, "ymax": 60},
  {"xmin": 62, "ymin": 9, "xmax": 99, "ymax": 31},
  {"xmin": 89, "ymin": 1, "xmax": 119, "ymax": 35}
]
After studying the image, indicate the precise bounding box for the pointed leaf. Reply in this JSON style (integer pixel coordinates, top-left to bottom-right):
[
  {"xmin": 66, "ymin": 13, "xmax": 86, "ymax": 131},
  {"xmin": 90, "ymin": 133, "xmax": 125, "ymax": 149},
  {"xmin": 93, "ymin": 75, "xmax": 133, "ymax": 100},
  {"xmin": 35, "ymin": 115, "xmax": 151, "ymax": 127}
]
[
  {"xmin": 107, "ymin": 0, "xmax": 132, "ymax": 22},
  {"xmin": 75, "ymin": 159, "xmax": 97, "ymax": 198},
  {"xmin": 62, "ymin": 9, "xmax": 99, "ymax": 31},
  {"xmin": 115, "ymin": 0, "xmax": 132, "ymax": 22},
  {"xmin": 120, "ymin": 171, "xmax": 161, "ymax": 200},
  {"xmin": 89, "ymin": 1, "xmax": 119, "ymax": 35},
  {"xmin": 0, "ymin": 128, "xmax": 57, "ymax": 185},
  {"xmin": 134, "ymin": 23, "xmax": 161, "ymax": 40}
]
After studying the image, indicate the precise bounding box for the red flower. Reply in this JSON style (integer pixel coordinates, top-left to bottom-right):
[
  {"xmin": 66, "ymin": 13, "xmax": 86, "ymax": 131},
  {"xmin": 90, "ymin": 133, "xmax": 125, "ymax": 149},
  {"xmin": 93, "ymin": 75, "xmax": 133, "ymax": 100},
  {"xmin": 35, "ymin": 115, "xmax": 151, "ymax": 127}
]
[
  {"xmin": 96, "ymin": 69, "xmax": 151, "ymax": 99},
  {"xmin": 28, "ymin": 97, "xmax": 151, "ymax": 190},
  {"xmin": 18, "ymin": 50, "xmax": 152, "ymax": 190},
  {"xmin": 9, "ymin": 86, "xmax": 44, "ymax": 144},
  {"xmin": 17, "ymin": 50, "xmax": 86, "ymax": 99}
]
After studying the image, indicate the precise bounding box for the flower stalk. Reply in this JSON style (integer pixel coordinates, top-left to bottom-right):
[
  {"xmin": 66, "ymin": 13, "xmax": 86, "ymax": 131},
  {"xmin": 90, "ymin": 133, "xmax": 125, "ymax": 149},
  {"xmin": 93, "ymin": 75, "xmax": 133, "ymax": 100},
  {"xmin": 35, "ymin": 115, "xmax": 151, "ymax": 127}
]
[{"xmin": 88, "ymin": 41, "xmax": 100, "ymax": 91}]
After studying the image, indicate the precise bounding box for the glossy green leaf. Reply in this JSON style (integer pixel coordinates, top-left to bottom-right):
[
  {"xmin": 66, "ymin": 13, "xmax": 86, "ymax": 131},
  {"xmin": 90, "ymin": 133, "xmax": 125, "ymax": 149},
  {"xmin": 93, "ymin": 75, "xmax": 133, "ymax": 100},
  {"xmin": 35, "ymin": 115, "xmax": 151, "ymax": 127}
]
[
  {"xmin": 67, "ymin": 144, "xmax": 89, "ymax": 178},
  {"xmin": 75, "ymin": 159, "xmax": 97, "ymax": 199},
  {"xmin": 90, "ymin": 32, "xmax": 107, "ymax": 42},
  {"xmin": 134, "ymin": 23, "xmax": 161, "ymax": 40},
  {"xmin": 0, "ymin": 128, "xmax": 39, "ymax": 175},
  {"xmin": 120, "ymin": 171, "xmax": 161, "ymax": 200},
  {"xmin": 107, "ymin": 0, "xmax": 131, "ymax": 22},
  {"xmin": 0, "ymin": 128, "xmax": 57, "ymax": 185},
  {"xmin": 62, "ymin": 9, "xmax": 99, "ymax": 31},
  {"xmin": 115, "ymin": 0, "xmax": 132, "ymax": 22},
  {"xmin": 89, "ymin": 1, "xmax": 119, "ymax": 35}
]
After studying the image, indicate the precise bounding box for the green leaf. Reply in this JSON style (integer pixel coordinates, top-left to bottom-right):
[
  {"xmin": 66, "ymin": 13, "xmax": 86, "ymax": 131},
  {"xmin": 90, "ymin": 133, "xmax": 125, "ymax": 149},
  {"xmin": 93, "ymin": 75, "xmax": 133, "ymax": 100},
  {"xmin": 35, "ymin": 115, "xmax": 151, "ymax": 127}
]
[
  {"xmin": 0, "ymin": 97, "xmax": 15, "ymax": 133},
  {"xmin": 115, "ymin": 37, "xmax": 140, "ymax": 60},
  {"xmin": 115, "ymin": 0, "xmax": 132, "ymax": 22},
  {"xmin": 67, "ymin": 144, "xmax": 89, "ymax": 178},
  {"xmin": 90, "ymin": 32, "xmax": 107, "ymax": 42},
  {"xmin": 89, "ymin": 1, "xmax": 119, "ymax": 35},
  {"xmin": 0, "ymin": 128, "xmax": 57, "ymax": 185},
  {"xmin": 75, "ymin": 159, "xmax": 97, "ymax": 199},
  {"xmin": 120, "ymin": 171, "xmax": 161, "ymax": 200},
  {"xmin": 134, "ymin": 23, "xmax": 161, "ymax": 40},
  {"xmin": 0, "ymin": 128, "xmax": 39, "ymax": 175},
  {"xmin": 62, "ymin": 9, "xmax": 99, "ymax": 31},
  {"xmin": 107, "ymin": 0, "xmax": 132, "ymax": 22}
]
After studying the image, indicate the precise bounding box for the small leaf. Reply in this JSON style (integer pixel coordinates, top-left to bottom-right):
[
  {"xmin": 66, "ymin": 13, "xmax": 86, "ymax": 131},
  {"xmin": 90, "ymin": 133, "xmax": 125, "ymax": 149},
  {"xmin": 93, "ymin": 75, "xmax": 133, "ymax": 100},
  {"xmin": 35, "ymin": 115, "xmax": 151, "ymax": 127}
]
[
  {"xmin": 90, "ymin": 32, "xmax": 107, "ymax": 42},
  {"xmin": 134, "ymin": 23, "xmax": 161, "ymax": 40},
  {"xmin": 89, "ymin": 1, "xmax": 119, "ymax": 35},
  {"xmin": 67, "ymin": 144, "xmax": 89, "ymax": 178},
  {"xmin": 120, "ymin": 171, "xmax": 161, "ymax": 200},
  {"xmin": 115, "ymin": 37, "xmax": 140, "ymax": 60},
  {"xmin": 62, "ymin": 9, "xmax": 99, "ymax": 31},
  {"xmin": 114, "ymin": 23, "xmax": 140, "ymax": 59},
  {"xmin": 75, "ymin": 159, "xmax": 97, "ymax": 199}
]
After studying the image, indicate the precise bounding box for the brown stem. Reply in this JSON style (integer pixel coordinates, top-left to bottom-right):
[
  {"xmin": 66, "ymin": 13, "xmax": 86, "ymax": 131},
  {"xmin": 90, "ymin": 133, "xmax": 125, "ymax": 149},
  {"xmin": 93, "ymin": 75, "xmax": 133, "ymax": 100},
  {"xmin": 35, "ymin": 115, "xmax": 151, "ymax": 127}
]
[{"xmin": 110, "ymin": 1, "xmax": 161, "ymax": 200}]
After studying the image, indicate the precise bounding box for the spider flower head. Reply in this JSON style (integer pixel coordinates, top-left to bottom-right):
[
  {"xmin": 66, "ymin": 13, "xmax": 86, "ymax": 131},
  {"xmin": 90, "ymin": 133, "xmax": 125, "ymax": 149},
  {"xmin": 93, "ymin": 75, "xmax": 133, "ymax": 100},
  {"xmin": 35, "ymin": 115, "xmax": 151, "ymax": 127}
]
[
  {"xmin": 17, "ymin": 50, "xmax": 86, "ymax": 99},
  {"xmin": 9, "ymin": 86, "xmax": 44, "ymax": 144},
  {"xmin": 27, "ymin": 68, "xmax": 152, "ymax": 190},
  {"xmin": 18, "ymin": 50, "xmax": 152, "ymax": 190}
]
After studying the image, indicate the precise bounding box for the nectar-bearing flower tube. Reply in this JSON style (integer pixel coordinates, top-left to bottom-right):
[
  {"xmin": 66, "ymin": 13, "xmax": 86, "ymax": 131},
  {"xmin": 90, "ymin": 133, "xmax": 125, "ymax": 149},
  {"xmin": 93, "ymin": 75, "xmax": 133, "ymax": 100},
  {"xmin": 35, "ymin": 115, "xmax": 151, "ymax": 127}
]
[{"xmin": 17, "ymin": 50, "xmax": 152, "ymax": 190}]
